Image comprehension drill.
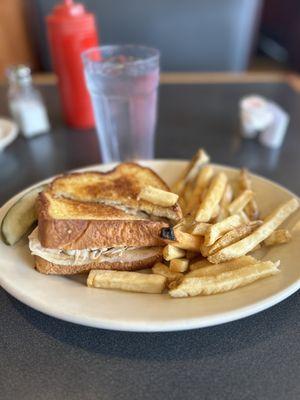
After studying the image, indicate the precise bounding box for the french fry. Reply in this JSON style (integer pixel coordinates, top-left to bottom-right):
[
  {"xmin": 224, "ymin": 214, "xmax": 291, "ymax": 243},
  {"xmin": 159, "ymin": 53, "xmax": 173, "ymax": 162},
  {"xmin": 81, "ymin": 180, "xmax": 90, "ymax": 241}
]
[
  {"xmin": 216, "ymin": 184, "xmax": 233, "ymax": 222},
  {"xmin": 204, "ymin": 214, "xmax": 242, "ymax": 246},
  {"xmin": 172, "ymin": 178, "xmax": 185, "ymax": 196},
  {"xmin": 215, "ymin": 210, "xmax": 225, "ymax": 223},
  {"xmin": 188, "ymin": 222, "xmax": 211, "ymax": 235},
  {"xmin": 238, "ymin": 211, "xmax": 250, "ymax": 224},
  {"xmin": 176, "ymin": 151, "xmax": 210, "ymax": 207},
  {"xmin": 207, "ymin": 221, "xmax": 262, "ymax": 256},
  {"xmin": 240, "ymin": 169, "xmax": 260, "ymax": 220},
  {"xmin": 195, "ymin": 172, "xmax": 228, "ymax": 222},
  {"xmin": 87, "ymin": 270, "xmax": 167, "ymax": 294},
  {"xmin": 264, "ymin": 229, "xmax": 291, "ymax": 246},
  {"xmin": 292, "ymin": 219, "xmax": 300, "ymax": 233},
  {"xmin": 169, "ymin": 260, "xmax": 280, "ymax": 297},
  {"xmin": 186, "ymin": 164, "xmax": 214, "ymax": 214},
  {"xmin": 163, "ymin": 244, "xmax": 186, "ymax": 261},
  {"xmin": 171, "ymin": 149, "xmax": 210, "ymax": 194},
  {"xmin": 189, "ymin": 259, "xmax": 212, "ymax": 271},
  {"xmin": 184, "ymin": 149, "xmax": 210, "ymax": 183},
  {"xmin": 172, "ymin": 230, "xmax": 203, "ymax": 252},
  {"xmin": 251, "ymin": 244, "xmax": 262, "ymax": 252},
  {"xmin": 200, "ymin": 242, "xmax": 210, "ymax": 257},
  {"xmin": 208, "ymin": 198, "xmax": 299, "ymax": 264},
  {"xmin": 215, "ymin": 211, "xmax": 226, "ymax": 222},
  {"xmin": 221, "ymin": 183, "xmax": 234, "ymax": 208},
  {"xmin": 178, "ymin": 197, "xmax": 186, "ymax": 214},
  {"xmin": 211, "ymin": 204, "xmax": 220, "ymax": 220},
  {"xmin": 168, "ymin": 279, "xmax": 183, "ymax": 290},
  {"xmin": 170, "ymin": 258, "xmax": 189, "ymax": 273},
  {"xmin": 138, "ymin": 186, "xmax": 178, "ymax": 207},
  {"xmin": 186, "ymin": 255, "xmax": 257, "ymax": 277},
  {"xmin": 200, "ymin": 188, "xmax": 208, "ymax": 201},
  {"xmin": 182, "ymin": 183, "xmax": 194, "ymax": 204},
  {"xmin": 152, "ymin": 262, "xmax": 183, "ymax": 283},
  {"xmin": 174, "ymin": 217, "xmax": 194, "ymax": 232},
  {"xmin": 228, "ymin": 190, "xmax": 253, "ymax": 215}
]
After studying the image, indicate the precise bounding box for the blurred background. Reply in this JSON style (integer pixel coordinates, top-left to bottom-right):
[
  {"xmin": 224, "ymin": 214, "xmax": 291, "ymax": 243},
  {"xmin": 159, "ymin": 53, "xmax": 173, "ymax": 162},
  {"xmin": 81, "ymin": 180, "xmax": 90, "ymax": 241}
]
[{"xmin": 0, "ymin": 0, "xmax": 298, "ymax": 78}]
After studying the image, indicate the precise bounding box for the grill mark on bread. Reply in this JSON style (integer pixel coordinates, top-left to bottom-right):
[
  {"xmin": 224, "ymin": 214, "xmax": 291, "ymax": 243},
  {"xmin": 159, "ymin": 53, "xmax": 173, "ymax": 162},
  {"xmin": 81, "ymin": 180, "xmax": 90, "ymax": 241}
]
[{"xmin": 84, "ymin": 177, "xmax": 138, "ymax": 199}]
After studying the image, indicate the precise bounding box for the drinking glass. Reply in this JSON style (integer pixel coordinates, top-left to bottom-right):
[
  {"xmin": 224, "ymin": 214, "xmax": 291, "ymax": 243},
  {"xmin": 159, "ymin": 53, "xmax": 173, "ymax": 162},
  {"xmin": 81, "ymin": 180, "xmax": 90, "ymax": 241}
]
[{"xmin": 82, "ymin": 45, "xmax": 160, "ymax": 163}]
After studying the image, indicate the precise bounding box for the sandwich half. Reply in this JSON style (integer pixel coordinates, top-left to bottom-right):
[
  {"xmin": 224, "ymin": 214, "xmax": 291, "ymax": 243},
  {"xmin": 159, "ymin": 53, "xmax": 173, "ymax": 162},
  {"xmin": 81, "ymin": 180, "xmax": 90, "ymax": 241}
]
[{"xmin": 29, "ymin": 163, "xmax": 182, "ymax": 275}]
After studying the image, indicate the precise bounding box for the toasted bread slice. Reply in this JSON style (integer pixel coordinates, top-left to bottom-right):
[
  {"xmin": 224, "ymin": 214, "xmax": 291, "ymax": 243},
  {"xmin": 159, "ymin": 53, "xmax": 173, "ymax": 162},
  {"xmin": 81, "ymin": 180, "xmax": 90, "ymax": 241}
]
[
  {"xmin": 34, "ymin": 247, "xmax": 162, "ymax": 275},
  {"xmin": 49, "ymin": 163, "xmax": 182, "ymax": 221},
  {"xmin": 39, "ymin": 191, "xmax": 152, "ymax": 221},
  {"xmin": 38, "ymin": 192, "xmax": 168, "ymax": 249}
]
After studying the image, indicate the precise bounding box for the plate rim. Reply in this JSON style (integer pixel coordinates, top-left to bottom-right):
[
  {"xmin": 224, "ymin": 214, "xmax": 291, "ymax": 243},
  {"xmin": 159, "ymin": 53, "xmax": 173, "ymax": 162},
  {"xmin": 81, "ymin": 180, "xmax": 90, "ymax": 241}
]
[{"xmin": 0, "ymin": 159, "xmax": 299, "ymax": 332}]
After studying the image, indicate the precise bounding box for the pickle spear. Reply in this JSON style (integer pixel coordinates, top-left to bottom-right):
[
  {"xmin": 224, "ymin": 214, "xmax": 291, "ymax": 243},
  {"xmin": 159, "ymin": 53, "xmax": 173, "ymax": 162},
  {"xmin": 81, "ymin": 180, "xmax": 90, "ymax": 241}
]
[{"xmin": 1, "ymin": 185, "xmax": 46, "ymax": 245}]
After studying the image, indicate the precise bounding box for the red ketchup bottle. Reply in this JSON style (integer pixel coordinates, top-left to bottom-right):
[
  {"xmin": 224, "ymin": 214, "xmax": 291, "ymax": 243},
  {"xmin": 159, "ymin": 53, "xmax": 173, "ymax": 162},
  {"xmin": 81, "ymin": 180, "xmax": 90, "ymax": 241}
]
[{"xmin": 46, "ymin": 0, "xmax": 99, "ymax": 129}]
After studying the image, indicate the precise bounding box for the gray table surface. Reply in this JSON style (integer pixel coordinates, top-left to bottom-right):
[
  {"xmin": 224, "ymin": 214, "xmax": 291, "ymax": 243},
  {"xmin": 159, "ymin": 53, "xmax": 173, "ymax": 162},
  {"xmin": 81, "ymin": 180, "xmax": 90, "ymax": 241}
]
[{"xmin": 0, "ymin": 82, "xmax": 299, "ymax": 400}]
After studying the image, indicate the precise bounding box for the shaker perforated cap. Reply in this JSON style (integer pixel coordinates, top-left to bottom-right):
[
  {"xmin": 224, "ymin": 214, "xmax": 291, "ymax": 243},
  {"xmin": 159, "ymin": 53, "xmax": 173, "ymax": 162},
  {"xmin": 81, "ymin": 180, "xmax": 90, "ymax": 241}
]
[{"xmin": 6, "ymin": 65, "xmax": 32, "ymax": 85}]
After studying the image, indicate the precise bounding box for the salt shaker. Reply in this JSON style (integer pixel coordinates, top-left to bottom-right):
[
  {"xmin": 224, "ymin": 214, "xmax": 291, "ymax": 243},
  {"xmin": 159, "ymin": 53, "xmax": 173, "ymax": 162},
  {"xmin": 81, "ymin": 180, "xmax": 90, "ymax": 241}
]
[{"xmin": 7, "ymin": 65, "xmax": 50, "ymax": 137}]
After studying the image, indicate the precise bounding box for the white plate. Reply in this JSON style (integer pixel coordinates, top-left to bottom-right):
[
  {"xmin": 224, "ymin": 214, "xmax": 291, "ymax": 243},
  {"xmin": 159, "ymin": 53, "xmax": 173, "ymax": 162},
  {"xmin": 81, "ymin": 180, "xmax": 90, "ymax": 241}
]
[{"xmin": 0, "ymin": 160, "xmax": 299, "ymax": 332}]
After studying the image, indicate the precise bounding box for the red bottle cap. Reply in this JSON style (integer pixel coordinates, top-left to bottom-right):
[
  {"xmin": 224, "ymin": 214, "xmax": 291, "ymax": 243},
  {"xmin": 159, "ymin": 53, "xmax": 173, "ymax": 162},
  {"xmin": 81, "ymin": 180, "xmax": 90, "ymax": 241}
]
[{"xmin": 47, "ymin": 0, "xmax": 93, "ymax": 25}]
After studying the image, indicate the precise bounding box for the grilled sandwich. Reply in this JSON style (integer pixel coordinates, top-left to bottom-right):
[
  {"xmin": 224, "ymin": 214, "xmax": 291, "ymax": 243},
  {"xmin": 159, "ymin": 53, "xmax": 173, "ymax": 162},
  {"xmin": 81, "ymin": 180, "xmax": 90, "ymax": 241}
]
[{"xmin": 29, "ymin": 163, "xmax": 182, "ymax": 274}]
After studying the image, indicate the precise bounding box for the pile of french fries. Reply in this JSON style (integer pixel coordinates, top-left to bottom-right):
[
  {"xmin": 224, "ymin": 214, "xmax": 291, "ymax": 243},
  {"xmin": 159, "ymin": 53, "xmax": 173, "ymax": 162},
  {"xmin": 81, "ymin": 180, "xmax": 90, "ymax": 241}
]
[{"xmin": 87, "ymin": 149, "xmax": 299, "ymax": 297}]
